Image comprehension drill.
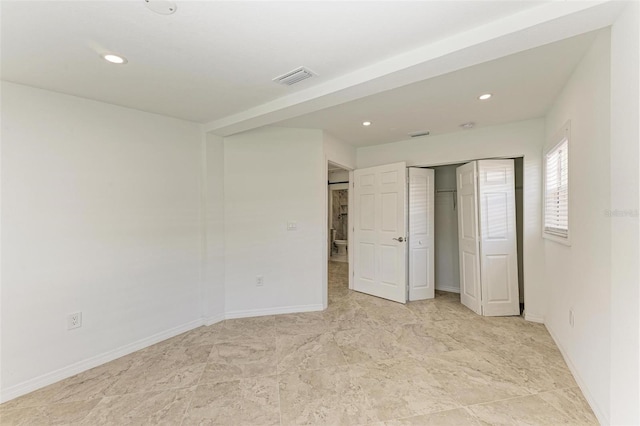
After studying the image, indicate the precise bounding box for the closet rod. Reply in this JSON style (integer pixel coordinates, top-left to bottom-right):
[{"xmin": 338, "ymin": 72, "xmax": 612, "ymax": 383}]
[{"xmin": 328, "ymin": 181, "xmax": 349, "ymax": 185}]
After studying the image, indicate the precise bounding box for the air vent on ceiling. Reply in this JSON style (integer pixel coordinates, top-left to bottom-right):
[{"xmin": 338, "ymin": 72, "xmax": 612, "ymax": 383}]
[
  {"xmin": 273, "ymin": 66, "xmax": 317, "ymax": 86},
  {"xmin": 409, "ymin": 131, "xmax": 430, "ymax": 138}
]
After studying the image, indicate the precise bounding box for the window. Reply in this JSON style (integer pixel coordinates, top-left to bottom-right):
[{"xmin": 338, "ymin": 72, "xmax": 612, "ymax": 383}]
[{"xmin": 544, "ymin": 125, "xmax": 569, "ymax": 243}]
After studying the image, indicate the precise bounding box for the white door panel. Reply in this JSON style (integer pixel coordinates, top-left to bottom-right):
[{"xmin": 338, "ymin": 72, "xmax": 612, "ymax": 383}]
[
  {"xmin": 456, "ymin": 162, "xmax": 482, "ymax": 315},
  {"xmin": 477, "ymin": 159, "xmax": 520, "ymax": 316},
  {"xmin": 353, "ymin": 162, "xmax": 407, "ymax": 303},
  {"xmin": 408, "ymin": 168, "xmax": 435, "ymax": 301}
]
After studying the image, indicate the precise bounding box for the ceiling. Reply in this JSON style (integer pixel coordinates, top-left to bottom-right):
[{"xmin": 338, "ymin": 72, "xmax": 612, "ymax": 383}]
[
  {"xmin": 276, "ymin": 31, "xmax": 599, "ymax": 146},
  {"xmin": 1, "ymin": 1, "xmax": 623, "ymax": 147}
]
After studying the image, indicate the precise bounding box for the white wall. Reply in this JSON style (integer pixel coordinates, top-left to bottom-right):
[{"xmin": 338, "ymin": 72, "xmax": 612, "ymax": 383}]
[
  {"xmin": 357, "ymin": 119, "xmax": 545, "ymax": 321},
  {"xmin": 433, "ymin": 165, "xmax": 460, "ymax": 293},
  {"xmin": 0, "ymin": 82, "xmax": 203, "ymax": 400},
  {"xmin": 609, "ymin": 3, "xmax": 640, "ymax": 424},
  {"xmin": 543, "ymin": 31, "xmax": 611, "ymax": 423},
  {"xmin": 328, "ymin": 170, "xmax": 349, "ymax": 183},
  {"xmin": 223, "ymin": 127, "xmax": 326, "ymax": 316},
  {"xmin": 203, "ymin": 134, "xmax": 226, "ymax": 324},
  {"xmin": 324, "ymin": 132, "xmax": 356, "ymax": 170}
]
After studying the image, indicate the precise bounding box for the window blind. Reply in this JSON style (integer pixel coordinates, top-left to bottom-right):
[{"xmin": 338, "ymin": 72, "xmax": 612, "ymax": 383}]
[{"xmin": 544, "ymin": 138, "xmax": 569, "ymax": 237}]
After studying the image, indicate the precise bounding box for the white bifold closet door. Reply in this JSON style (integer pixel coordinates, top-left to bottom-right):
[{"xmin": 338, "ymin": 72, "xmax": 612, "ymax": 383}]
[
  {"xmin": 353, "ymin": 162, "xmax": 408, "ymax": 303},
  {"xmin": 456, "ymin": 161, "xmax": 482, "ymax": 314},
  {"xmin": 456, "ymin": 159, "xmax": 520, "ymax": 316},
  {"xmin": 408, "ymin": 168, "xmax": 435, "ymax": 301}
]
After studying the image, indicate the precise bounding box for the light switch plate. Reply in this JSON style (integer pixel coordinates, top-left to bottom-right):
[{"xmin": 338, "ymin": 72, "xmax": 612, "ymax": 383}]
[{"xmin": 287, "ymin": 222, "xmax": 297, "ymax": 231}]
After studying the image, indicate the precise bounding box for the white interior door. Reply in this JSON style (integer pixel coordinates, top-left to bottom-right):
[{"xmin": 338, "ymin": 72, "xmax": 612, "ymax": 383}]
[
  {"xmin": 477, "ymin": 159, "xmax": 520, "ymax": 316},
  {"xmin": 408, "ymin": 168, "xmax": 434, "ymax": 301},
  {"xmin": 456, "ymin": 162, "xmax": 482, "ymax": 315},
  {"xmin": 353, "ymin": 162, "xmax": 407, "ymax": 303}
]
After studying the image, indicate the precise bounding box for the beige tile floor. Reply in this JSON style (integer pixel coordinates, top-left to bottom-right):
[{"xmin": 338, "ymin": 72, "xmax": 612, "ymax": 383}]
[{"xmin": 0, "ymin": 261, "xmax": 598, "ymax": 425}]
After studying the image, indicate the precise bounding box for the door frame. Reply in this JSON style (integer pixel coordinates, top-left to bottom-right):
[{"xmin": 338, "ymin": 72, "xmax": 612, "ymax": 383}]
[
  {"xmin": 323, "ymin": 159, "xmax": 354, "ymax": 309},
  {"xmin": 412, "ymin": 154, "xmax": 526, "ymax": 311}
]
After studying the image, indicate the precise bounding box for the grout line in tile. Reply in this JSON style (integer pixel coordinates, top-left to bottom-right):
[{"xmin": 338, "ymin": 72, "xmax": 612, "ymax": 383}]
[
  {"xmin": 177, "ymin": 350, "xmax": 210, "ymax": 426},
  {"xmin": 374, "ymin": 405, "xmax": 469, "ymax": 425},
  {"xmin": 463, "ymin": 390, "xmax": 542, "ymax": 410},
  {"xmin": 460, "ymin": 405, "xmax": 484, "ymax": 425},
  {"xmin": 532, "ymin": 384, "xmax": 584, "ymax": 396},
  {"xmin": 97, "ymin": 383, "xmax": 201, "ymax": 400},
  {"xmin": 276, "ymin": 370, "xmax": 283, "ymax": 426}
]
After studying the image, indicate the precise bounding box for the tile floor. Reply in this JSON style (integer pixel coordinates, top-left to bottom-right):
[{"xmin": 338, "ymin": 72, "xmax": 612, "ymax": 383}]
[
  {"xmin": 329, "ymin": 253, "xmax": 348, "ymax": 263},
  {"xmin": 0, "ymin": 261, "xmax": 598, "ymax": 425}
]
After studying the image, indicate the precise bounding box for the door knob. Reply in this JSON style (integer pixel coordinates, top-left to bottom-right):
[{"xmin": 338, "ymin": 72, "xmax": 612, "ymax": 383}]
[{"xmin": 393, "ymin": 237, "xmax": 405, "ymax": 242}]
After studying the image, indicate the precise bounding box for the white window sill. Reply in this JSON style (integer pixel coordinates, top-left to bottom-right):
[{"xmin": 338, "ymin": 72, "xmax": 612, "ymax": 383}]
[{"xmin": 543, "ymin": 231, "xmax": 571, "ymax": 246}]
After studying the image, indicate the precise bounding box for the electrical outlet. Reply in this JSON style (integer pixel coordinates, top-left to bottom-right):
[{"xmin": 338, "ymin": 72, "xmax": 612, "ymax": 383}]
[
  {"xmin": 569, "ymin": 309, "xmax": 574, "ymax": 328},
  {"xmin": 256, "ymin": 275, "xmax": 264, "ymax": 286},
  {"xmin": 67, "ymin": 312, "xmax": 82, "ymax": 330}
]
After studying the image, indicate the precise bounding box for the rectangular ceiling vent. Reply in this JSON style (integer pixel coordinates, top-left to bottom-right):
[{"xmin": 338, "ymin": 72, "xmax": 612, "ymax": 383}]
[
  {"xmin": 273, "ymin": 66, "xmax": 317, "ymax": 86},
  {"xmin": 409, "ymin": 131, "xmax": 430, "ymax": 138}
]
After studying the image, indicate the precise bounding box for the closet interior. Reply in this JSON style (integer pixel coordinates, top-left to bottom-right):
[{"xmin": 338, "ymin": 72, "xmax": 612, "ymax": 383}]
[{"xmin": 427, "ymin": 158, "xmax": 524, "ymax": 314}]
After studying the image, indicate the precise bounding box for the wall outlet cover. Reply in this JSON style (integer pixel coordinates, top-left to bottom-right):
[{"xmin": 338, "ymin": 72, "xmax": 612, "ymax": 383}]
[{"xmin": 67, "ymin": 312, "xmax": 82, "ymax": 330}]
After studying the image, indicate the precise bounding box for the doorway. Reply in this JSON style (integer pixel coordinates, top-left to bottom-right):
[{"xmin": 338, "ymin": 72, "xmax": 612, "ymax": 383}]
[
  {"xmin": 420, "ymin": 158, "xmax": 524, "ymax": 314},
  {"xmin": 327, "ymin": 161, "xmax": 352, "ymax": 303},
  {"xmin": 432, "ymin": 164, "xmax": 462, "ymax": 295},
  {"xmin": 329, "ymin": 186, "xmax": 349, "ymax": 263}
]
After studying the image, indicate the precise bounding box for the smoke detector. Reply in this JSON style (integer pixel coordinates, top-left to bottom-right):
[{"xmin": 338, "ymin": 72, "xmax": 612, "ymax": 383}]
[
  {"xmin": 145, "ymin": 0, "xmax": 177, "ymax": 15},
  {"xmin": 273, "ymin": 66, "xmax": 317, "ymax": 86}
]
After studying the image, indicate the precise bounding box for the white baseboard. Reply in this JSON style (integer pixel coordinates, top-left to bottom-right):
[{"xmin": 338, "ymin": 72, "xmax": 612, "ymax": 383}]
[
  {"xmin": 0, "ymin": 318, "xmax": 204, "ymax": 404},
  {"xmin": 1, "ymin": 304, "xmax": 322, "ymax": 404},
  {"xmin": 545, "ymin": 323, "xmax": 608, "ymax": 425},
  {"xmin": 523, "ymin": 311, "xmax": 545, "ymax": 323},
  {"xmin": 435, "ymin": 285, "xmax": 460, "ymax": 294},
  {"xmin": 203, "ymin": 313, "xmax": 225, "ymax": 326},
  {"xmin": 225, "ymin": 304, "xmax": 324, "ymax": 319}
]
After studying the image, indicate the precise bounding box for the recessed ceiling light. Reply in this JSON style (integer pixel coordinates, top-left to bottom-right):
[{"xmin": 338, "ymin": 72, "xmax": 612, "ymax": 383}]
[
  {"xmin": 460, "ymin": 122, "xmax": 475, "ymax": 129},
  {"xmin": 362, "ymin": 121, "xmax": 372, "ymax": 126},
  {"xmin": 478, "ymin": 93, "xmax": 492, "ymax": 100},
  {"xmin": 103, "ymin": 54, "xmax": 127, "ymax": 64}
]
